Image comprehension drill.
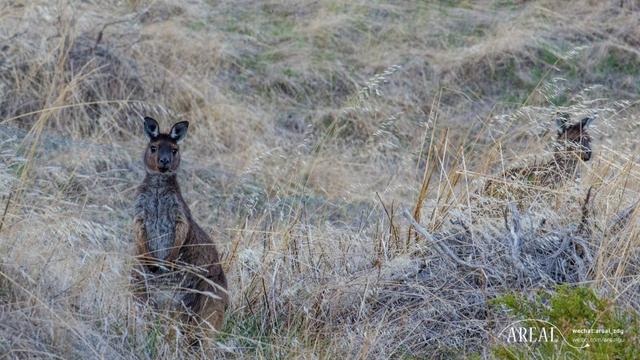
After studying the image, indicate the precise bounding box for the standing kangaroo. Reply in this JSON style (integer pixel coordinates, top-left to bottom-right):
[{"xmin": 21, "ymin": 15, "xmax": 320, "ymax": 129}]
[
  {"xmin": 484, "ymin": 113, "xmax": 594, "ymax": 198},
  {"xmin": 132, "ymin": 117, "xmax": 228, "ymax": 342}
]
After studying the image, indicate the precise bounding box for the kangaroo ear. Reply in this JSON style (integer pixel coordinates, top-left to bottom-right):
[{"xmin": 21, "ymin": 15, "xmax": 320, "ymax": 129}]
[
  {"xmin": 144, "ymin": 116, "xmax": 160, "ymax": 139},
  {"xmin": 580, "ymin": 116, "xmax": 595, "ymax": 129},
  {"xmin": 555, "ymin": 112, "xmax": 570, "ymax": 133},
  {"xmin": 169, "ymin": 121, "xmax": 189, "ymax": 142}
]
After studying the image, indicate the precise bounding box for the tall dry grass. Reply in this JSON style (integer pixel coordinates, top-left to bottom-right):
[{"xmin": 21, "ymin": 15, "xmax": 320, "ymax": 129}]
[{"xmin": 1, "ymin": 0, "xmax": 639, "ymax": 358}]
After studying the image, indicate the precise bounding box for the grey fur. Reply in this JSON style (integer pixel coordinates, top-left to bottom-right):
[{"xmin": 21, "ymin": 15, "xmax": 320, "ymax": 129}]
[{"xmin": 135, "ymin": 174, "xmax": 185, "ymax": 260}]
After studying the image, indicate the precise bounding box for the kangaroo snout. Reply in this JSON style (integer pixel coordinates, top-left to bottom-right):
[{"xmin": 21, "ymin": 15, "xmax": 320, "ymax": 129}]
[{"xmin": 158, "ymin": 154, "xmax": 171, "ymax": 170}]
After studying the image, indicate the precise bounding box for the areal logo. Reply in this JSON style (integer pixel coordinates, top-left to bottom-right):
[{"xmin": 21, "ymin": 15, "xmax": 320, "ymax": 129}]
[{"xmin": 497, "ymin": 319, "xmax": 589, "ymax": 349}]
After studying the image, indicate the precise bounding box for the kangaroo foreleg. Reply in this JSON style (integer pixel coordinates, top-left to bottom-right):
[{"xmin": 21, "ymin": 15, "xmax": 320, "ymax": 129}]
[
  {"xmin": 167, "ymin": 212, "xmax": 189, "ymax": 262},
  {"xmin": 132, "ymin": 216, "xmax": 151, "ymax": 299},
  {"xmin": 133, "ymin": 216, "xmax": 152, "ymax": 263}
]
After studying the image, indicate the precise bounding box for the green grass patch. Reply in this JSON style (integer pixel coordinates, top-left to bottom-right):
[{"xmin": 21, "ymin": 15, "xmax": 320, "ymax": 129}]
[
  {"xmin": 491, "ymin": 285, "xmax": 640, "ymax": 359},
  {"xmin": 597, "ymin": 50, "xmax": 640, "ymax": 76},
  {"xmin": 187, "ymin": 20, "xmax": 205, "ymax": 32},
  {"xmin": 221, "ymin": 313, "xmax": 311, "ymax": 359},
  {"xmin": 144, "ymin": 321, "xmax": 164, "ymax": 358},
  {"xmin": 8, "ymin": 162, "xmax": 26, "ymax": 177}
]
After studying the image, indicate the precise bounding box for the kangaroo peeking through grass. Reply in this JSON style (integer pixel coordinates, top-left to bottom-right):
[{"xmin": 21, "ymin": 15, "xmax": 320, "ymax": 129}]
[
  {"xmin": 484, "ymin": 113, "xmax": 595, "ymax": 199},
  {"xmin": 131, "ymin": 116, "xmax": 228, "ymax": 344}
]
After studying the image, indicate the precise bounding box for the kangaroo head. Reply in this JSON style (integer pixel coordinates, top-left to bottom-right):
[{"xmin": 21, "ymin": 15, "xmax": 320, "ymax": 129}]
[
  {"xmin": 142, "ymin": 116, "xmax": 189, "ymax": 174},
  {"xmin": 554, "ymin": 113, "xmax": 594, "ymax": 162}
]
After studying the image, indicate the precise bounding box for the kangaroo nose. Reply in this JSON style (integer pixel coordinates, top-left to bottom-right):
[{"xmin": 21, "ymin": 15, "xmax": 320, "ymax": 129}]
[{"xmin": 159, "ymin": 157, "xmax": 170, "ymax": 165}]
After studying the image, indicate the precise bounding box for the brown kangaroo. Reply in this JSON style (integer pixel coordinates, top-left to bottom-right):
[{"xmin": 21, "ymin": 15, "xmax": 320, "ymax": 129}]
[
  {"xmin": 484, "ymin": 113, "xmax": 594, "ymax": 198},
  {"xmin": 131, "ymin": 116, "xmax": 228, "ymax": 343}
]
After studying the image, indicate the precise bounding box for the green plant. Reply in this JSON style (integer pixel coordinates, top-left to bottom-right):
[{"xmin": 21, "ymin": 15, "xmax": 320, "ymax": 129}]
[
  {"xmin": 597, "ymin": 51, "xmax": 640, "ymax": 76},
  {"xmin": 492, "ymin": 286, "xmax": 640, "ymax": 359}
]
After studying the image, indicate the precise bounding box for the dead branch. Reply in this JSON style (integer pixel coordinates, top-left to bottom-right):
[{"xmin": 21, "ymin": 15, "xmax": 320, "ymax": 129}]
[
  {"xmin": 402, "ymin": 208, "xmax": 492, "ymax": 273},
  {"xmin": 504, "ymin": 203, "xmax": 525, "ymax": 272}
]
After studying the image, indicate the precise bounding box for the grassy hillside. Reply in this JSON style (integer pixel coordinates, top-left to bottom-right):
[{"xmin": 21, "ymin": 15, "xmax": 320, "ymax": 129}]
[{"xmin": 1, "ymin": 0, "xmax": 639, "ymax": 358}]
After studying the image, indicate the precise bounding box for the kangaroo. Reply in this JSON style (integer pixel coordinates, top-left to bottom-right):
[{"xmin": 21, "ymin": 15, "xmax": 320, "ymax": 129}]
[
  {"xmin": 484, "ymin": 113, "xmax": 594, "ymax": 199},
  {"xmin": 131, "ymin": 116, "xmax": 228, "ymax": 343}
]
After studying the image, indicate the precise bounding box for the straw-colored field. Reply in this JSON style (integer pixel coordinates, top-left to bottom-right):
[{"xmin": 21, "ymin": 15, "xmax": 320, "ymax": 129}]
[{"xmin": 1, "ymin": 1, "xmax": 639, "ymax": 358}]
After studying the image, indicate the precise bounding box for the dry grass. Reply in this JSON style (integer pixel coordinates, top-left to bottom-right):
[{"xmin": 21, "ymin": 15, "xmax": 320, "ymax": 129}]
[{"xmin": 1, "ymin": 0, "xmax": 639, "ymax": 358}]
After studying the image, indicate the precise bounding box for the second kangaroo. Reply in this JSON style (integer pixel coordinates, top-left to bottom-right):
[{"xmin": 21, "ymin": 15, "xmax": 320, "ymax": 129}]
[
  {"xmin": 484, "ymin": 113, "xmax": 594, "ymax": 198},
  {"xmin": 132, "ymin": 117, "xmax": 228, "ymax": 342}
]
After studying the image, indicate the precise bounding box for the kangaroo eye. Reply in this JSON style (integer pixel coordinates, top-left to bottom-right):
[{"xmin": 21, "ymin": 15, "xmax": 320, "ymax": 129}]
[
  {"xmin": 150, "ymin": 146, "xmax": 157, "ymax": 153},
  {"xmin": 172, "ymin": 149, "xmax": 178, "ymax": 155}
]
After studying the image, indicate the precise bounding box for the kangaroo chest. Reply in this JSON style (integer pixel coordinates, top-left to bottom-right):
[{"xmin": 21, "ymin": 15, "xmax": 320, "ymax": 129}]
[{"xmin": 138, "ymin": 187, "xmax": 180, "ymax": 261}]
